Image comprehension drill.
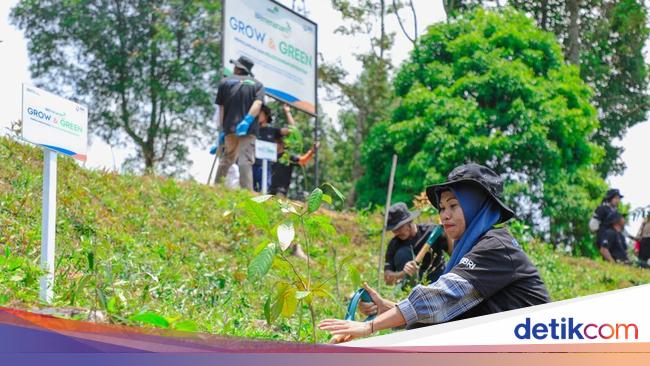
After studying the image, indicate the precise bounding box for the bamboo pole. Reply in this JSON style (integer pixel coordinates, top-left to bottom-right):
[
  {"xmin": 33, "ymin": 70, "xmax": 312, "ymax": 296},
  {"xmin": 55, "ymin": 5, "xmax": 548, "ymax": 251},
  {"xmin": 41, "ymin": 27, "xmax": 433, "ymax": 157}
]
[{"xmin": 377, "ymin": 154, "xmax": 398, "ymax": 288}]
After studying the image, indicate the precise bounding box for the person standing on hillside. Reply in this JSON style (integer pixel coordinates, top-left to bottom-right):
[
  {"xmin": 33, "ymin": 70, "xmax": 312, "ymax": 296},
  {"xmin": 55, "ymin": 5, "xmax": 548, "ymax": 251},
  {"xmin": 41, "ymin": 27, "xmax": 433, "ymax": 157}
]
[
  {"xmin": 213, "ymin": 56, "xmax": 265, "ymax": 191},
  {"xmin": 270, "ymin": 140, "xmax": 318, "ymax": 197},
  {"xmin": 635, "ymin": 215, "xmax": 650, "ymax": 268},
  {"xmin": 590, "ymin": 189, "xmax": 622, "ymax": 231},
  {"xmin": 253, "ymin": 104, "xmax": 294, "ymax": 192}
]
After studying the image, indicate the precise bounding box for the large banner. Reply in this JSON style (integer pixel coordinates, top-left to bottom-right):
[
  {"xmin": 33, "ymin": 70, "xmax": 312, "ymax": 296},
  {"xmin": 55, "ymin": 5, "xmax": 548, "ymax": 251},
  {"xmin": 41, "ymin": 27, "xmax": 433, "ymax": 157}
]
[
  {"xmin": 223, "ymin": 0, "xmax": 317, "ymax": 115},
  {"xmin": 21, "ymin": 84, "xmax": 88, "ymax": 161}
]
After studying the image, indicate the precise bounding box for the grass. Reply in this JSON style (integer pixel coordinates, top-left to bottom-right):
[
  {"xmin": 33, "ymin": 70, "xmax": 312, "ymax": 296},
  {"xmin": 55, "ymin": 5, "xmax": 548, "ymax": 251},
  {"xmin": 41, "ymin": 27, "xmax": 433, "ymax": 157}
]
[{"xmin": 1, "ymin": 135, "xmax": 649, "ymax": 342}]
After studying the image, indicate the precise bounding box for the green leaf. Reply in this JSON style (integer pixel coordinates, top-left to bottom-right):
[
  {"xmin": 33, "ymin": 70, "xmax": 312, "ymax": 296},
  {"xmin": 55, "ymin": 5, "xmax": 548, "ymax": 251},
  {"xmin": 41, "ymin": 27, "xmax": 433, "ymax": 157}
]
[
  {"xmin": 241, "ymin": 199, "xmax": 270, "ymax": 231},
  {"xmin": 271, "ymin": 257, "xmax": 291, "ymax": 274},
  {"xmin": 280, "ymin": 200, "xmax": 299, "ymax": 215},
  {"xmin": 264, "ymin": 295, "xmax": 272, "ymax": 325},
  {"xmin": 295, "ymin": 291, "xmax": 311, "ymax": 300},
  {"xmin": 251, "ymin": 195, "xmax": 273, "ymax": 203},
  {"xmin": 349, "ymin": 265, "xmax": 361, "ymax": 289},
  {"xmin": 9, "ymin": 274, "xmax": 23, "ymax": 282},
  {"xmin": 313, "ymin": 286, "xmax": 337, "ymax": 302},
  {"xmin": 131, "ymin": 311, "xmax": 170, "ymax": 328},
  {"xmin": 322, "ymin": 194, "xmax": 332, "ymax": 205},
  {"xmin": 270, "ymin": 284, "xmax": 287, "ymax": 322},
  {"xmin": 280, "ymin": 286, "xmax": 297, "ymax": 318},
  {"xmin": 276, "ymin": 222, "xmax": 295, "ymax": 251},
  {"xmin": 248, "ymin": 243, "xmax": 277, "ymax": 281},
  {"xmin": 307, "ymin": 188, "xmax": 323, "ymax": 213},
  {"xmin": 107, "ymin": 296, "xmax": 118, "ymax": 313},
  {"xmin": 322, "ymin": 183, "xmax": 345, "ymax": 202},
  {"xmin": 87, "ymin": 251, "xmax": 94, "ymax": 271},
  {"xmin": 174, "ymin": 320, "xmax": 198, "ymax": 332},
  {"xmin": 96, "ymin": 288, "xmax": 108, "ymax": 310}
]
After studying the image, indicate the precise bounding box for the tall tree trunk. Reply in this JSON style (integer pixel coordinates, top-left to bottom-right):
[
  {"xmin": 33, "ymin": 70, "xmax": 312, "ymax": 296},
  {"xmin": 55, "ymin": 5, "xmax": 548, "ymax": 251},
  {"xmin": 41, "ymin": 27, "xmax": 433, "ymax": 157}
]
[
  {"xmin": 442, "ymin": 0, "xmax": 456, "ymax": 20},
  {"xmin": 380, "ymin": 0, "xmax": 385, "ymax": 59},
  {"xmin": 540, "ymin": 0, "xmax": 548, "ymax": 31},
  {"xmin": 145, "ymin": 11, "xmax": 158, "ymax": 173},
  {"xmin": 566, "ymin": 0, "xmax": 581, "ymax": 65},
  {"xmin": 347, "ymin": 111, "xmax": 366, "ymax": 206},
  {"xmin": 143, "ymin": 145, "xmax": 155, "ymax": 174}
]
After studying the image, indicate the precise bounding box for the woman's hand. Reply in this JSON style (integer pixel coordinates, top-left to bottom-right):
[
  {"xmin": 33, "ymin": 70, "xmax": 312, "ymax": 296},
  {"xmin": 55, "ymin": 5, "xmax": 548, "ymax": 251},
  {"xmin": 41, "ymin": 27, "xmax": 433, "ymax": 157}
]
[
  {"xmin": 358, "ymin": 282, "xmax": 394, "ymax": 316},
  {"xmin": 318, "ymin": 319, "xmax": 372, "ymax": 342},
  {"xmin": 328, "ymin": 334, "xmax": 355, "ymax": 344}
]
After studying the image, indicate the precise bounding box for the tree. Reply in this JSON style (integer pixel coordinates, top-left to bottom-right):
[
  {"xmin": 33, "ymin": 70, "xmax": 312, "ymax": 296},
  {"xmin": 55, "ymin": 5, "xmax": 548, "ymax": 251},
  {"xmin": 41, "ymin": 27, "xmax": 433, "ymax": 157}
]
[
  {"xmin": 11, "ymin": 0, "xmax": 222, "ymax": 175},
  {"xmin": 509, "ymin": 0, "xmax": 650, "ymax": 177},
  {"xmin": 357, "ymin": 8, "xmax": 607, "ymax": 255},
  {"xmin": 319, "ymin": 0, "xmax": 395, "ymax": 204}
]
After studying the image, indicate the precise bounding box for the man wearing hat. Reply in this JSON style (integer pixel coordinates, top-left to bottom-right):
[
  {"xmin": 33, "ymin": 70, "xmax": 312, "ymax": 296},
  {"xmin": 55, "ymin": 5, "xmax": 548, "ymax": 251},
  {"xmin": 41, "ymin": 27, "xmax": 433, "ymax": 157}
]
[
  {"xmin": 213, "ymin": 55, "xmax": 265, "ymax": 190},
  {"xmin": 383, "ymin": 202, "xmax": 451, "ymax": 286},
  {"xmin": 598, "ymin": 211, "xmax": 631, "ymax": 264}
]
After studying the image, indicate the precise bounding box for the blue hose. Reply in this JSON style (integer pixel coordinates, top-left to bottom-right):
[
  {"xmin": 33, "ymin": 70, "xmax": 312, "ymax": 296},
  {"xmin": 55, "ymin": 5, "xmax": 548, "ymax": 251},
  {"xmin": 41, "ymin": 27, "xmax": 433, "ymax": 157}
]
[{"xmin": 344, "ymin": 288, "xmax": 376, "ymax": 321}]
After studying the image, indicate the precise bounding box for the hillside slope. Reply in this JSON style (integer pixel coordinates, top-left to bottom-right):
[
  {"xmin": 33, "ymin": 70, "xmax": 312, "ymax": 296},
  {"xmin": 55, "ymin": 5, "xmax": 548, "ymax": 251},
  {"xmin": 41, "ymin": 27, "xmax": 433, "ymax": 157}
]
[{"xmin": 1, "ymin": 136, "xmax": 648, "ymax": 342}]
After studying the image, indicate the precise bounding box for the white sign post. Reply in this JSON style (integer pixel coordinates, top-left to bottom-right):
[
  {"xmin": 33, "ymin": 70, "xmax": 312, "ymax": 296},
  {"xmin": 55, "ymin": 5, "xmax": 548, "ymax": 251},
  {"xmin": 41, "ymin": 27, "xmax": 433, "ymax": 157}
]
[
  {"xmin": 255, "ymin": 139, "xmax": 277, "ymax": 194},
  {"xmin": 40, "ymin": 149, "xmax": 57, "ymax": 303},
  {"xmin": 223, "ymin": 0, "xmax": 318, "ymax": 116},
  {"xmin": 21, "ymin": 84, "xmax": 88, "ymax": 303}
]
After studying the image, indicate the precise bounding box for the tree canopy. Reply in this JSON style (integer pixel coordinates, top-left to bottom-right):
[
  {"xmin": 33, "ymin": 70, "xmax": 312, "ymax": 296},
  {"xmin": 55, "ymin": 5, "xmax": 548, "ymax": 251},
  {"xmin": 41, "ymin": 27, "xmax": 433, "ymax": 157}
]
[
  {"xmin": 357, "ymin": 8, "xmax": 607, "ymax": 254},
  {"xmin": 11, "ymin": 0, "xmax": 222, "ymax": 175},
  {"xmin": 509, "ymin": 0, "xmax": 650, "ymax": 177}
]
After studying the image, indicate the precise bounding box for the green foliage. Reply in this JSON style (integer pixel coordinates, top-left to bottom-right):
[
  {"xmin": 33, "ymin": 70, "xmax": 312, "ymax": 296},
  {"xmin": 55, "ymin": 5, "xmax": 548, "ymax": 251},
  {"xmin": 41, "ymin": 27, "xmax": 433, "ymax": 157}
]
[
  {"xmin": 244, "ymin": 183, "xmax": 347, "ymax": 342},
  {"xmin": 248, "ymin": 243, "xmax": 277, "ymax": 281},
  {"xmin": 280, "ymin": 126, "xmax": 305, "ymax": 166},
  {"xmin": 10, "ymin": 0, "xmax": 222, "ymax": 175},
  {"xmin": 0, "ymin": 247, "xmax": 42, "ymax": 305},
  {"xmin": 511, "ymin": 220, "xmax": 650, "ymax": 300},
  {"xmin": 510, "ymin": 0, "xmax": 650, "ymax": 177},
  {"xmin": 357, "ymin": 8, "xmax": 607, "ymax": 255},
  {"xmin": 130, "ymin": 311, "xmax": 170, "ymax": 328},
  {"xmin": 319, "ymin": 0, "xmax": 396, "ymax": 203},
  {"xmin": 1, "ymin": 137, "xmax": 648, "ymax": 343}
]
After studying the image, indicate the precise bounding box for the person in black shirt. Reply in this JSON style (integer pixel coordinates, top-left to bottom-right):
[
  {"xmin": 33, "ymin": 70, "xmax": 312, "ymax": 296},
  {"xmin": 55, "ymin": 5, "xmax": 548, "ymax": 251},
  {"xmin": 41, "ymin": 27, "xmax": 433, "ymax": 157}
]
[
  {"xmin": 319, "ymin": 163, "xmax": 550, "ymax": 343},
  {"xmin": 252, "ymin": 104, "xmax": 293, "ymax": 192},
  {"xmin": 214, "ymin": 56, "xmax": 265, "ymax": 191},
  {"xmin": 598, "ymin": 212, "xmax": 631, "ymax": 264},
  {"xmin": 590, "ymin": 189, "xmax": 623, "ymax": 246},
  {"xmin": 270, "ymin": 140, "xmax": 317, "ymax": 197},
  {"xmin": 383, "ymin": 202, "xmax": 451, "ymax": 286}
]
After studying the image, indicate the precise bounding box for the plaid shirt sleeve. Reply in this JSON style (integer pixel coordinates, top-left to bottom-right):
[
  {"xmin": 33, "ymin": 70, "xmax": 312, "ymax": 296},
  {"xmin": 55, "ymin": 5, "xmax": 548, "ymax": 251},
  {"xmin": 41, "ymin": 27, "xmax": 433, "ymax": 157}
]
[{"xmin": 396, "ymin": 272, "xmax": 483, "ymax": 326}]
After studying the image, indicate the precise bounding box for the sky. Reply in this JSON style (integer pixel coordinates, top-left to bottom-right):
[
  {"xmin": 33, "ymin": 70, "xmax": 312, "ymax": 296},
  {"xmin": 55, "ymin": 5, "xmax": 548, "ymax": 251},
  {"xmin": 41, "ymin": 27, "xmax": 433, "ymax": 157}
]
[{"xmin": 0, "ymin": 0, "xmax": 648, "ymax": 233}]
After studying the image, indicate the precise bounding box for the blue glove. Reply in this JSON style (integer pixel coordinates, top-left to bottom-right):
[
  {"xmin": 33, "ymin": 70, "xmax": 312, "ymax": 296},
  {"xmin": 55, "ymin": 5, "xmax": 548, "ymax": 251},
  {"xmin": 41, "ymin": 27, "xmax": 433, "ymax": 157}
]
[
  {"xmin": 209, "ymin": 132, "xmax": 225, "ymax": 155},
  {"xmin": 235, "ymin": 114, "xmax": 255, "ymax": 136}
]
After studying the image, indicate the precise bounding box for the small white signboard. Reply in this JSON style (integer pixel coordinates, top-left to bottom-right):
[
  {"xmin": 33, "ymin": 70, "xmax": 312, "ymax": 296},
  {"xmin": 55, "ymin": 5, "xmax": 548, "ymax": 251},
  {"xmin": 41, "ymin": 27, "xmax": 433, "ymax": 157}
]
[
  {"xmin": 255, "ymin": 139, "xmax": 278, "ymax": 162},
  {"xmin": 20, "ymin": 84, "xmax": 88, "ymax": 304},
  {"xmin": 22, "ymin": 84, "xmax": 88, "ymax": 161}
]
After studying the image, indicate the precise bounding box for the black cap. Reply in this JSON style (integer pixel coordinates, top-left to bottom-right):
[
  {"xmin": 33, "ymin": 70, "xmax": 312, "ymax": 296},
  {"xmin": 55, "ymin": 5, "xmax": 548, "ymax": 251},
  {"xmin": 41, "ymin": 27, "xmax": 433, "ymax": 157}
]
[
  {"xmin": 604, "ymin": 211, "xmax": 624, "ymax": 227},
  {"xmin": 425, "ymin": 163, "xmax": 515, "ymax": 224},
  {"xmin": 386, "ymin": 202, "xmax": 420, "ymax": 231},
  {"xmin": 230, "ymin": 56, "xmax": 255, "ymax": 75},
  {"xmin": 604, "ymin": 188, "xmax": 623, "ymax": 201}
]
